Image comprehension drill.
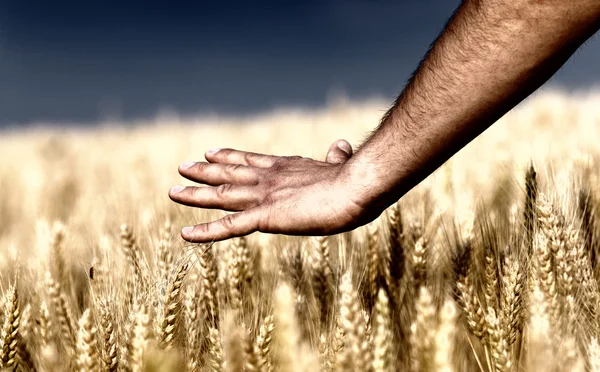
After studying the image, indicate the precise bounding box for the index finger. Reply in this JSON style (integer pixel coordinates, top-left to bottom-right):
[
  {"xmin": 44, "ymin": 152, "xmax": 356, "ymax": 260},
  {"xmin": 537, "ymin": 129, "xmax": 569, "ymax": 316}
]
[{"xmin": 205, "ymin": 148, "xmax": 278, "ymax": 168}]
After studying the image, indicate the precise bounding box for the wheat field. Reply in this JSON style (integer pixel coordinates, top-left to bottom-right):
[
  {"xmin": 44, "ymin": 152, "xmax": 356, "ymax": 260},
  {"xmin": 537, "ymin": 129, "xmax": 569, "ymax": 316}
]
[{"xmin": 1, "ymin": 89, "xmax": 600, "ymax": 371}]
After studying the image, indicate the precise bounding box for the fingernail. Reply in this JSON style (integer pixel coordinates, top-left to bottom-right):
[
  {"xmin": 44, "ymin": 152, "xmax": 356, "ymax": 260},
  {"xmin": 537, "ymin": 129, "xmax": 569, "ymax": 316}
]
[
  {"xmin": 179, "ymin": 161, "xmax": 195, "ymax": 169},
  {"xmin": 182, "ymin": 226, "xmax": 194, "ymax": 235},
  {"xmin": 170, "ymin": 185, "xmax": 185, "ymax": 194},
  {"xmin": 206, "ymin": 148, "xmax": 221, "ymax": 155},
  {"xmin": 337, "ymin": 141, "xmax": 351, "ymax": 155}
]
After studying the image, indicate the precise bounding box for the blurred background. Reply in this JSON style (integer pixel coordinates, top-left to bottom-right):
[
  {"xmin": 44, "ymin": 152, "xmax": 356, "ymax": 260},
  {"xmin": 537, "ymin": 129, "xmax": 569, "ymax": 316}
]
[{"xmin": 1, "ymin": 0, "xmax": 599, "ymax": 128}]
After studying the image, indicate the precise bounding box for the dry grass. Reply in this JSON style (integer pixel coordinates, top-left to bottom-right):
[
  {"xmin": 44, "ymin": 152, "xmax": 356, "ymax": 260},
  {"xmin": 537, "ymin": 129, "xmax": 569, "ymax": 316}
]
[{"xmin": 1, "ymin": 89, "xmax": 600, "ymax": 371}]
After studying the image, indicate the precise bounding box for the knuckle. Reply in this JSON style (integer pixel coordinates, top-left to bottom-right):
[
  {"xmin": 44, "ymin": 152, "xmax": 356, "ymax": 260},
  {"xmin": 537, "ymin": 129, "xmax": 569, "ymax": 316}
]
[
  {"xmin": 194, "ymin": 162, "xmax": 208, "ymax": 175},
  {"xmin": 261, "ymin": 193, "xmax": 276, "ymax": 206},
  {"xmin": 264, "ymin": 177, "xmax": 279, "ymax": 190},
  {"xmin": 190, "ymin": 187, "xmax": 202, "ymax": 199},
  {"xmin": 225, "ymin": 164, "xmax": 242, "ymax": 175},
  {"xmin": 271, "ymin": 158, "xmax": 286, "ymax": 170},
  {"xmin": 243, "ymin": 153, "xmax": 255, "ymax": 165},
  {"xmin": 215, "ymin": 184, "xmax": 233, "ymax": 198},
  {"xmin": 221, "ymin": 215, "xmax": 236, "ymax": 231}
]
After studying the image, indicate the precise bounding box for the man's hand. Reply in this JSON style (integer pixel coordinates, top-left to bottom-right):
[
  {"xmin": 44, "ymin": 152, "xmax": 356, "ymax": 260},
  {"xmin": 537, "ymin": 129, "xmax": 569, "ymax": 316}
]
[
  {"xmin": 170, "ymin": 0, "xmax": 600, "ymax": 243},
  {"xmin": 169, "ymin": 140, "xmax": 371, "ymax": 242}
]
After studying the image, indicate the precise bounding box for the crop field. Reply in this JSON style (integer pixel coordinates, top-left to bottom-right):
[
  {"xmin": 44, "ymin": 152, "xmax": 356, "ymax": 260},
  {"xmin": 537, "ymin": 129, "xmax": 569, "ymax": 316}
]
[{"xmin": 1, "ymin": 89, "xmax": 600, "ymax": 371}]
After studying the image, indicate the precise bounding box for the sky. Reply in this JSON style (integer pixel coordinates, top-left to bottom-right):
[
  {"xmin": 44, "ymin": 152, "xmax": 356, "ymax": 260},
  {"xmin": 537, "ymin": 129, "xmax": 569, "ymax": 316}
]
[{"xmin": 0, "ymin": 0, "xmax": 599, "ymax": 127}]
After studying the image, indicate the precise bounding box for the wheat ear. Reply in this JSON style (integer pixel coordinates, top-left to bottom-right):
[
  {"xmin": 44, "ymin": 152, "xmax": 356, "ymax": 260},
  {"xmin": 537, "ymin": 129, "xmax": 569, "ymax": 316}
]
[
  {"xmin": 367, "ymin": 223, "xmax": 382, "ymax": 308},
  {"xmin": 499, "ymin": 256, "xmax": 523, "ymax": 350},
  {"xmin": 256, "ymin": 314, "xmax": 275, "ymax": 372},
  {"xmin": 226, "ymin": 240, "xmax": 243, "ymax": 311},
  {"xmin": 589, "ymin": 337, "xmax": 600, "ymax": 372},
  {"xmin": 274, "ymin": 282, "xmax": 302, "ymax": 372},
  {"xmin": 100, "ymin": 305, "xmax": 118, "ymax": 372},
  {"xmin": 37, "ymin": 300, "xmax": 51, "ymax": 349},
  {"xmin": 372, "ymin": 288, "xmax": 391, "ymax": 372},
  {"xmin": 411, "ymin": 286, "xmax": 436, "ymax": 372},
  {"xmin": 184, "ymin": 283, "xmax": 201, "ymax": 370},
  {"xmin": 45, "ymin": 271, "xmax": 75, "ymax": 350},
  {"xmin": 0, "ymin": 286, "xmax": 20, "ymax": 369},
  {"xmin": 456, "ymin": 272, "xmax": 485, "ymax": 340},
  {"xmin": 485, "ymin": 307, "xmax": 511, "ymax": 372},
  {"xmin": 523, "ymin": 164, "xmax": 537, "ymax": 255},
  {"xmin": 208, "ymin": 326, "xmax": 224, "ymax": 372},
  {"xmin": 120, "ymin": 224, "xmax": 143, "ymax": 279},
  {"xmin": 337, "ymin": 272, "xmax": 367, "ymax": 372},
  {"xmin": 76, "ymin": 309, "xmax": 100, "ymax": 372},
  {"xmin": 126, "ymin": 303, "xmax": 151, "ymax": 372},
  {"xmin": 434, "ymin": 298, "xmax": 457, "ymax": 372},
  {"xmin": 200, "ymin": 245, "xmax": 219, "ymax": 325},
  {"xmin": 222, "ymin": 312, "xmax": 245, "ymax": 372},
  {"xmin": 312, "ymin": 236, "xmax": 334, "ymax": 329},
  {"xmin": 387, "ymin": 202, "xmax": 405, "ymax": 301},
  {"xmin": 161, "ymin": 261, "xmax": 190, "ymax": 349}
]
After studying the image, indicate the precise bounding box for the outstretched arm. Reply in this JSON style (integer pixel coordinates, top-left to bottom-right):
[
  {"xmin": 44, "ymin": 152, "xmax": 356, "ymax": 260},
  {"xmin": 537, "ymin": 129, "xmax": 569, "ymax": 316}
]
[
  {"xmin": 346, "ymin": 0, "xmax": 600, "ymax": 215},
  {"xmin": 170, "ymin": 0, "xmax": 600, "ymax": 243}
]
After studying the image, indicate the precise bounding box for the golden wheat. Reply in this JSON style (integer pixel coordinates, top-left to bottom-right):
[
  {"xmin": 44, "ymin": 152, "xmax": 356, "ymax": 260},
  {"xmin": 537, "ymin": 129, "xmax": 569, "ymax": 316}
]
[{"xmin": 1, "ymin": 91, "xmax": 600, "ymax": 371}]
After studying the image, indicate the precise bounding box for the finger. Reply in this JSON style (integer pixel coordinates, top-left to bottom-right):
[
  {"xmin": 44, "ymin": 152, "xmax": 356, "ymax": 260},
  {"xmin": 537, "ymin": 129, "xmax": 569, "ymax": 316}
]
[
  {"xmin": 178, "ymin": 162, "xmax": 259, "ymax": 186},
  {"xmin": 205, "ymin": 148, "xmax": 278, "ymax": 168},
  {"xmin": 181, "ymin": 208, "xmax": 263, "ymax": 242},
  {"xmin": 325, "ymin": 139, "xmax": 353, "ymax": 164},
  {"xmin": 169, "ymin": 184, "xmax": 259, "ymax": 211}
]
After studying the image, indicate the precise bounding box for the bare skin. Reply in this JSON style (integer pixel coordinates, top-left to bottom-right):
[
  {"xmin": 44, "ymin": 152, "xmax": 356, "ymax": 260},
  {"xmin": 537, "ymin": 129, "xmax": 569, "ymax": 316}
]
[{"xmin": 170, "ymin": 0, "xmax": 600, "ymax": 243}]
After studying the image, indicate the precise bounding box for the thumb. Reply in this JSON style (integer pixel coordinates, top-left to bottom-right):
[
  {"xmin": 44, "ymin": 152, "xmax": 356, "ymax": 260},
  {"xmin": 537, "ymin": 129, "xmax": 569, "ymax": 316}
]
[{"xmin": 326, "ymin": 139, "xmax": 353, "ymax": 164}]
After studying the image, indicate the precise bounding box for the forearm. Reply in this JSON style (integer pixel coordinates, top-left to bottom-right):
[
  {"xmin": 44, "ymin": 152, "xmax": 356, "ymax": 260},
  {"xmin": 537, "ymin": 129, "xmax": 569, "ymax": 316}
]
[{"xmin": 346, "ymin": 0, "xmax": 600, "ymax": 213}]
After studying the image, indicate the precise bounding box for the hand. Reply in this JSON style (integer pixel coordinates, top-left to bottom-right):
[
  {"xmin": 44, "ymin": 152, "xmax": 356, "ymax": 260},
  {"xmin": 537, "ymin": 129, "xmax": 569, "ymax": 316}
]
[{"xmin": 169, "ymin": 140, "xmax": 371, "ymax": 242}]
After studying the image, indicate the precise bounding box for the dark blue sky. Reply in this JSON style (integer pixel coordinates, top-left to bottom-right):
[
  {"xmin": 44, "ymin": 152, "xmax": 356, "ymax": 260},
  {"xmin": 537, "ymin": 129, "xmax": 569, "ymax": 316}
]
[{"xmin": 0, "ymin": 0, "xmax": 599, "ymax": 126}]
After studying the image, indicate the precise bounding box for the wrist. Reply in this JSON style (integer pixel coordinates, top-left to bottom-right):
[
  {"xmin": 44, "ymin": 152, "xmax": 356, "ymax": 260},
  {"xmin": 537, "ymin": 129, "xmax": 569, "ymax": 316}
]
[{"xmin": 340, "ymin": 151, "xmax": 398, "ymax": 216}]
